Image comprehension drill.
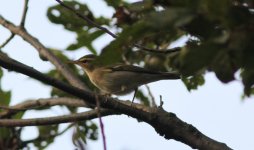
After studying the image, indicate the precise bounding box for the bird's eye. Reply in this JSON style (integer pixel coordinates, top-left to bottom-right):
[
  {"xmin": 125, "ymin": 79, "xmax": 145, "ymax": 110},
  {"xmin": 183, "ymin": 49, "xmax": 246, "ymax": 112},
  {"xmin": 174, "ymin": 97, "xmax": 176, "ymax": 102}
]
[{"xmin": 81, "ymin": 60, "xmax": 87, "ymax": 63}]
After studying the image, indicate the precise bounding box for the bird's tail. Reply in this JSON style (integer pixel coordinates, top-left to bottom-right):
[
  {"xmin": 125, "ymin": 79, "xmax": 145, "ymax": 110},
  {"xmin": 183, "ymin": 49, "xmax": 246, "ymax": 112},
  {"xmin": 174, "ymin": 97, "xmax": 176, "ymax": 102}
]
[{"xmin": 159, "ymin": 71, "xmax": 181, "ymax": 80}]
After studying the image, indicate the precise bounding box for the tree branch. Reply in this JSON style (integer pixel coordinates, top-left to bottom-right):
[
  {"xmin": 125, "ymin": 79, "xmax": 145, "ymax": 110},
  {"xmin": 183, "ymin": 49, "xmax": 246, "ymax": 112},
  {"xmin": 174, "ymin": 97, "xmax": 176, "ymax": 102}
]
[
  {"xmin": 0, "ymin": 109, "xmax": 116, "ymax": 127},
  {"xmin": 0, "ymin": 33, "xmax": 15, "ymax": 49},
  {"xmin": 20, "ymin": 0, "xmax": 29, "ymax": 27},
  {"xmin": 0, "ymin": 15, "xmax": 88, "ymax": 91},
  {"xmin": 0, "ymin": 52, "xmax": 232, "ymax": 150},
  {"xmin": 133, "ymin": 44, "xmax": 181, "ymax": 54},
  {"xmin": 0, "ymin": 97, "xmax": 87, "ymax": 118}
]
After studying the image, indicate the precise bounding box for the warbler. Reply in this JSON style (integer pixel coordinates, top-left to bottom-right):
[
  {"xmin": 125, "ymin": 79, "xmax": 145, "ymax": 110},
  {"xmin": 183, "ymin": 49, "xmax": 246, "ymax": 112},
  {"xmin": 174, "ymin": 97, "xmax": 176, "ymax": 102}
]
[{"xmin": 71, "ymin": 54, "xmax": 180, "ymax": 102}]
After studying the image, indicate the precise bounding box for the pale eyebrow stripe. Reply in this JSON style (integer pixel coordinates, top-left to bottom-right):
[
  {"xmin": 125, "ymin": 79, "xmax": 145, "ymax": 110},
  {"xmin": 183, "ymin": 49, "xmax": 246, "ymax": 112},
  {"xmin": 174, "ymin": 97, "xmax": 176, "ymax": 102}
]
[{"xmin": 79, "ymin": 58, "xmax": 94, "ymax": 61}]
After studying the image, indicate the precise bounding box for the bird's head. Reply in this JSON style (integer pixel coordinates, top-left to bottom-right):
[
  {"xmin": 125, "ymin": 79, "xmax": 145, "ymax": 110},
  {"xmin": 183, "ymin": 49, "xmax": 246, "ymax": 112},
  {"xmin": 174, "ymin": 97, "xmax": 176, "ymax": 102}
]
[{"xmin": 70, "ymin": 54, "xmax": 97, "ymax": 72}]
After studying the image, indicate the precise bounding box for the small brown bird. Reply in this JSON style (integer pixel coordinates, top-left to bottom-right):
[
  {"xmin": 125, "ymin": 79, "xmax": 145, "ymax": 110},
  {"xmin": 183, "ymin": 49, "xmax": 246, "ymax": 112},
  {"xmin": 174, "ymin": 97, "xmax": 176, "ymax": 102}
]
[{"xmin": 71, "ymin": 54, "xmax": 180, "ymax": 102}]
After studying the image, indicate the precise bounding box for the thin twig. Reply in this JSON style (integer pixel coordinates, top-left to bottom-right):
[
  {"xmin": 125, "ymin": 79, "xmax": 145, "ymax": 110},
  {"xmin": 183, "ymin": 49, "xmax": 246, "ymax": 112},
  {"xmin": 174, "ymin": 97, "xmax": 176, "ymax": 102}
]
[
  {"xmin": 95, "ymin": 95, "xmax": 107, "ymax": 150},
  {"xmin": 0, "ymin": 33, "xmax": 15, "ymax": 48},
  {"xmin": 55, "ymin": 0, "xmax": 117, "ymax": 38},
  {"xmin": 54, "ymin": 0, "xmax": 181, "ymax": 54},
  {"xmin": 159, "ymin": 95, "xmax": 164, "ymax": 109},
  {"xmin": 20, "ymin": 0, "xmax": 29, "ymax": 27},
  {"xmin": 0, "ymin": 109, "xmax": 115, "ymax": 127},
  {"xmin": 133, "ymin": 44, "xmax": 181, "ymax": 54},
  {"xmin": 145, "ymin": 85, "xmax": 156, "ymax": 107}
]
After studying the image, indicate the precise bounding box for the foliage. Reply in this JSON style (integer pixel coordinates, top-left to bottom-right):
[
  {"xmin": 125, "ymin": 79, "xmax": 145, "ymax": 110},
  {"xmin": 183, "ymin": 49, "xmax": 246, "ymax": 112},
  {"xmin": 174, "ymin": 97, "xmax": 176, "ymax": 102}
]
[
  {"xmin": 0, "ymin": 0, "xmax": 253, "ymax": 149},
  {"xmin": 47, "ymin": 0, "xmax": 254, "ymax": 96}
]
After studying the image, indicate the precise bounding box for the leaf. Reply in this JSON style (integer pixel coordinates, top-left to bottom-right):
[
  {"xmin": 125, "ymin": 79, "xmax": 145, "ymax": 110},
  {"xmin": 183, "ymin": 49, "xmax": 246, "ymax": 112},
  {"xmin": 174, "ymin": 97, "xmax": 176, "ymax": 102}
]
[
  {"xmin": 211, "ymin": 51, "xmax": 236, "ymax": 83},
  {"xmin": 0, "ymin": 67, "xmax": 12, "ymax": 110},
  {"xmin": 203, "ymin": 0, "xmax": 231, "ymax": 20},
  {"xmin": 182, "ymin": 75, "xmax": 205, "ymax": 91},
  {"xmin": 179, "ymin": 41, "xmax": 221, "ymax": 75},
  {"xmin": 66, "ymin": 29, "xmax": 104, "ymax": 54},
  {"xmin": 105, "ymin": 0, "xmax": 125, "ymax": 8},
  {"xmin": 0, "ymin": 127, "xmax": 11, "ymax": 139},
  {"xmin": 47, "ymin": 1, "xmax": 94, "ymax": 31},
  {"xmin": 12, "ymin": 111, "xmax": 25, "ymax": 119},
  {"xmin": 98, "ymin": 8, "xmax": 193, "ymax": 65},
  {"xmin": 241, "ymin": 69, "xmax": 254, "ymax": 96},
  {"xmin": 0, "ymin": 90, "xmax": 11, "ymax": 106},
  {"xmin": 146, "ymin": 8, "xmax": 194, "ymax": 29},
  {"xmin": 34, "ymin": 125, "xmax": 59, "ymax": 149},
  {"xmin": 97, "ymin": 21, "xmax": 148, "ymax": 65},
  {"xmin": 0, "ymin": 68, "xmax": 3, "ymax": 78},
  {"xmin": 73, "ymin": 121, "xmax": 98, "ymax": 146},
  {"xmin": 136, "ymin": 90, "xmax": 150, "ymax": 106}
]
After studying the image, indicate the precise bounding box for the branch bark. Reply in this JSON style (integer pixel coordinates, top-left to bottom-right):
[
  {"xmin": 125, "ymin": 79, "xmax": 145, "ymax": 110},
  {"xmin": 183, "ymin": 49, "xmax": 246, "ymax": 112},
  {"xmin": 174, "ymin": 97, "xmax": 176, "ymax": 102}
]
[
  {"xmin": 0, "ymin": 109, "xmax": 116, "ymax": 127},
  {"xmin": 0, "ymin": 52, "xmax": 232, "ymax": 150},
  {"xmin": 0, "ymin": 97, "xmax": 87, "ymax": 118}
]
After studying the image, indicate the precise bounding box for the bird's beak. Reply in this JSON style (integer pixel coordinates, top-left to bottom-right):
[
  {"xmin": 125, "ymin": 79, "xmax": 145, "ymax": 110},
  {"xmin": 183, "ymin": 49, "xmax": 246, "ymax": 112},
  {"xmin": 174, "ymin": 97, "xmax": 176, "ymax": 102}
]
[{"xmin": 68, "ymin": 60, "xmax": 80, "ymax": 65}]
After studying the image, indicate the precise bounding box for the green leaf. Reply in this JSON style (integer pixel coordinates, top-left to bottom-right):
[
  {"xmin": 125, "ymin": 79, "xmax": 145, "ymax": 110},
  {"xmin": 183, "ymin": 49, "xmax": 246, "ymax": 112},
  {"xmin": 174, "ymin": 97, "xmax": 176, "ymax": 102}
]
[
  {"xmin": 202, "ymin": 0, "xmax": 231, "ymax": 20},
  {"xmin": 12, "ymin": 111, "xmax": 25, "ymax": 119},
  {"xmin": 0, "ymin": 127, "xmax": 11, "ymax": 139},
  {"xmin": 182, "ymin": 75, "xmax": 205, "ymax": 91},
  {"xmin": 145, "ymin": 8, "xmax": 194, "ymax": 30},
  {"xmin": 97, "ymin": 22, "xmax": 148, "ymax": 65},
  {"xmin": 47, "ymin": 1, "xmax": 94, "ymax": 31},
  {"xmin": 98, "ymin": 8, "xmax": 193, "ymax": 65},
  {"xmin": 0, "ymin": 90, "xmax": 11, "ymax": 106},
  {"xmin": 73, "ymin": 121, "xmax": 98, "ymax": 145},
  {"xmin": 0, "ymin": 68, "xmax": 3, "ymax": 78},
  {"xmin": 105, "ymin": 0, "xmax": 125, "ymax": 8},
  {"xmin": 34, "ymin": 125, "xmax": 59, "ymax": 149},
  {"xmin": 211, "ymin": 51, "xmax": 236, "ymax": 83},
  {"xmin": 136, "ymin": 90, "xmax": 150, "ymax": 106},
  {"xmin": 179, "ymin": 42, "xmax": 221, "ymax": 75},
  {"xmin": 241, "ymin": 69, "xmax": 254, "ymax": 96},
  {"xmin": 66, "ymin": 29, "xmax": 104, "ymax": 54},
  {"xmin": 0, "ymin": 68, "xmax": 12, "ymax": 109}
]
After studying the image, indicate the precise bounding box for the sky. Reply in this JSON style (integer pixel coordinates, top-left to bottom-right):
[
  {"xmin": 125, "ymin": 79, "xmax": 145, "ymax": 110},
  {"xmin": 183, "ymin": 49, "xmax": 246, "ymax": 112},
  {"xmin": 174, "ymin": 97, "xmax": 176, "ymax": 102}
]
[{"xmin": 0, "ymin": 1, "xmax": 254, "ymax": 150}]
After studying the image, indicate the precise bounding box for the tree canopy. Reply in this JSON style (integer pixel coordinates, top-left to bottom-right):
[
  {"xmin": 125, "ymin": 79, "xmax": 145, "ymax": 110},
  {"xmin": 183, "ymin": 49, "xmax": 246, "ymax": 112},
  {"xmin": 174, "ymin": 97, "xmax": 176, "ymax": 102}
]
[{"xmin": 0, "ymin": 0, "xmax": 253, "ymax": 149}]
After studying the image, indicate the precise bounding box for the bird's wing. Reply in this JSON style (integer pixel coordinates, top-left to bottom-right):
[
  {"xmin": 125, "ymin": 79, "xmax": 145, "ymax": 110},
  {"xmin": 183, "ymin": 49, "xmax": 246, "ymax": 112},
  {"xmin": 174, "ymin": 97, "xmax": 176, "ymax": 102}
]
[{"xmin": 106, "ymin": 64, "xmax": 164, "ymax": 74}]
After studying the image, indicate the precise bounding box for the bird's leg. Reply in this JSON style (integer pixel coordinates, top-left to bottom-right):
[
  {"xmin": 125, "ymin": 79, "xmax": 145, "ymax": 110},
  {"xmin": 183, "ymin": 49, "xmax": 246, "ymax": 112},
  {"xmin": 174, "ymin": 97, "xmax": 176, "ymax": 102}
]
[
  {"xmin": 98, "ymin": 91, "xmax": 111, "ymax": 103},
  {"xmin": 103, "ymin": 93, "xmax": 111, "ymax": 102},
  {"xmin": 131, "ymin": 88, "xmax": 138, "ymax": 105}
]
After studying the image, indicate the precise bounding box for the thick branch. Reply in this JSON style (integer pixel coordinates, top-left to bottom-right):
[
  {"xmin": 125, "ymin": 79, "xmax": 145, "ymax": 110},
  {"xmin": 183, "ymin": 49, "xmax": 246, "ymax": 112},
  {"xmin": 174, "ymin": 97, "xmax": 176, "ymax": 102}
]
[
  {"xmin": 0, "ymin": 52, "xmax": 232, "ymax": 150},
  {"xmin": 0, "ymin": 97, "xmax": 87, "ymax": 118},
  {"xmin": 0, "ymin": 15, "xmax": 88, "ymax": 90},
  {"xmin": 0, "ymin": 109, "xmax": 116, "ymax": 127}
]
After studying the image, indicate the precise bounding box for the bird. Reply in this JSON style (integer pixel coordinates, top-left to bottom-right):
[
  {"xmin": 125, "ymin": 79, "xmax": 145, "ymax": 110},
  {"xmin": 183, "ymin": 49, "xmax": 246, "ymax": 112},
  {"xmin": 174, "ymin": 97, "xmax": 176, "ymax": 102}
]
[{"xmin": 71, "ymin": 54, "xmax": 180, "ymax": 103}]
